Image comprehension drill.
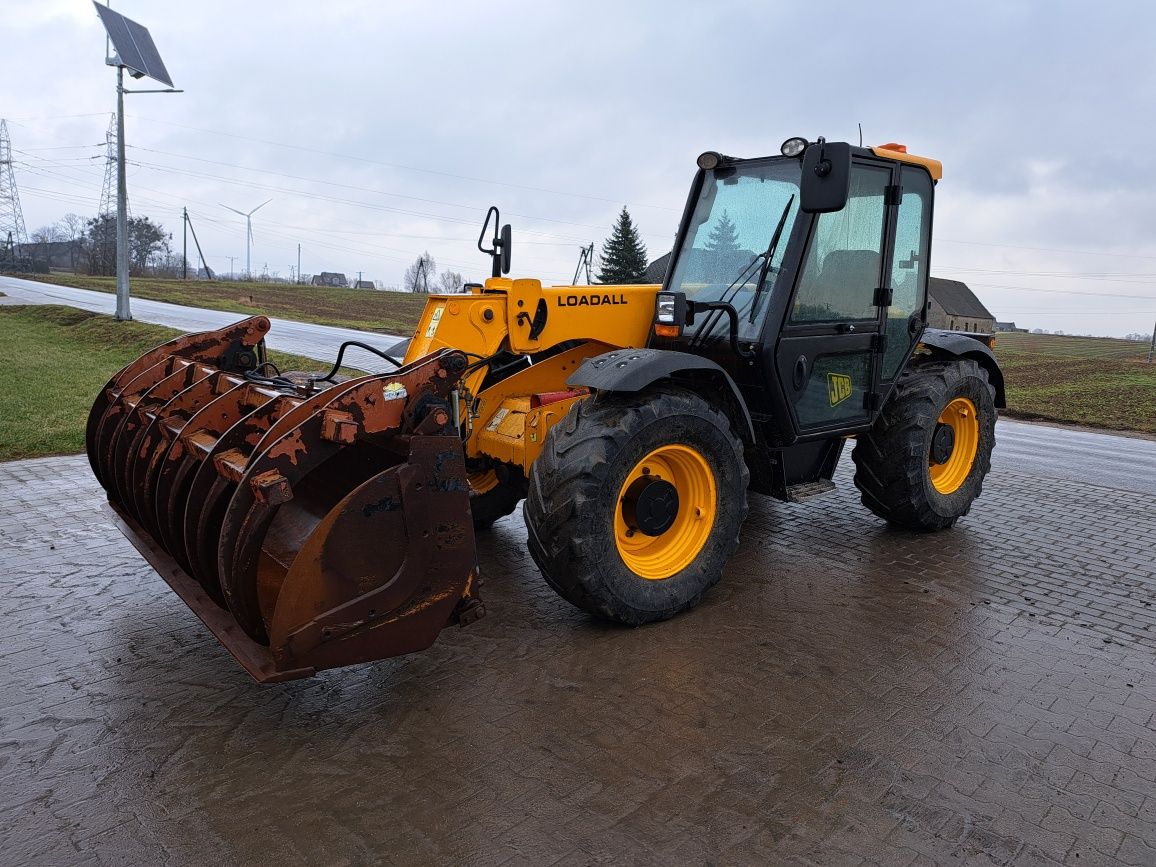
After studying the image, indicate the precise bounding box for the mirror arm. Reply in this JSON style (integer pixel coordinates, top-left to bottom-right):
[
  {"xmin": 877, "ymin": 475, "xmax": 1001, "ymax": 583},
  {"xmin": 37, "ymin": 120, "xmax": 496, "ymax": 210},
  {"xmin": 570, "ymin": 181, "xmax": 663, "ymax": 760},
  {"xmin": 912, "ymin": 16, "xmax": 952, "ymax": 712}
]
[{"xmin": 687, "ymin": 300, "xmax": 756, "ymax": 360}]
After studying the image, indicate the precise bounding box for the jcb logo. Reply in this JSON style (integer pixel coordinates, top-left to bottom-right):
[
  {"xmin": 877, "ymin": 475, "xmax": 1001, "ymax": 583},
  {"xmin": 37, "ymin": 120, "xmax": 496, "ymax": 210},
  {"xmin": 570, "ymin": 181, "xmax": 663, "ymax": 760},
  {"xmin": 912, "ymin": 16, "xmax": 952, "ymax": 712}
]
[{"xmin": 827, "ymin": 373, "xmax": 853, "ymax": 407}]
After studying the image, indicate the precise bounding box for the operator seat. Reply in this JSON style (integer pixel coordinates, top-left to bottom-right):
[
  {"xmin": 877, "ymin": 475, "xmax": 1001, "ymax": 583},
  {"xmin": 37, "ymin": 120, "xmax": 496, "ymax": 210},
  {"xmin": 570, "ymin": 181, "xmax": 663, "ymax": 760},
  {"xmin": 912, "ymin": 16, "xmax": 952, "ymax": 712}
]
[{"xmin": 796, "ymin": 249, "xmax": 881, "ymax": 320}]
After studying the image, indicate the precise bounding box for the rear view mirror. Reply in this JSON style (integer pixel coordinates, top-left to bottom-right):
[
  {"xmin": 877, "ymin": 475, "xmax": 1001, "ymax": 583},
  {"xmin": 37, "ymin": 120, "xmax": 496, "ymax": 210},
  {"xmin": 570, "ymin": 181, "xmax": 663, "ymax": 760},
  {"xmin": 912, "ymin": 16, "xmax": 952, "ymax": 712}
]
[
  {"xmin": 499, "ymin": 224, "xmax": 512, "ymax": 275},
  {"xmin": 801, "ymin": 141, "xmax": 851, "ymax": 213}
]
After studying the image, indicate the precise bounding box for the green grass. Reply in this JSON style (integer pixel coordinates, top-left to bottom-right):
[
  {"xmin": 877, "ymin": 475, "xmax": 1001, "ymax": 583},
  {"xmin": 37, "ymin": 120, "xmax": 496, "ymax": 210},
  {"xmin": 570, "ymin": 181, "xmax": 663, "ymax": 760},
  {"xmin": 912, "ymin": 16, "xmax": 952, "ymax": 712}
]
[
  {"xmin": 996, "ymin": 331, "xmax": 1156, "ymax": 434},
  {"xmin": 0, "ymin": 305, "xmax": 351, "ymax": 462},
  {"xmin": 13, "ymin": 273, "xmax": 429, "ymax": 335}
]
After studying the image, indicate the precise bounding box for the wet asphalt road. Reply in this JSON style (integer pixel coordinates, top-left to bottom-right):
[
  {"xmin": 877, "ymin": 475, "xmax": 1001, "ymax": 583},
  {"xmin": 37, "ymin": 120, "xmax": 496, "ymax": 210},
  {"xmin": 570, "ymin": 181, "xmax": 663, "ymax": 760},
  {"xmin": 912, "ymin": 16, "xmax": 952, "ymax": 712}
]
[
  {"xmin": 0, "ymin": 274, "xmax": 404, "ymax": 372},
  {"xmin": 992, "ymin": 419, "xmax": 1156, "ymax": 497}
]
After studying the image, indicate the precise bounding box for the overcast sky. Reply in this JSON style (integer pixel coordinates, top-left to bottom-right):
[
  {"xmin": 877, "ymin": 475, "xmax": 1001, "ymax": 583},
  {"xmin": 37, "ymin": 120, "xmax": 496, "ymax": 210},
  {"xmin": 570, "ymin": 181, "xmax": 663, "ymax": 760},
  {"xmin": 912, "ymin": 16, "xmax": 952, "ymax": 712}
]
[{"xmin": 3, "ymin": 0, "xmax": 1155, "ymax": 337}]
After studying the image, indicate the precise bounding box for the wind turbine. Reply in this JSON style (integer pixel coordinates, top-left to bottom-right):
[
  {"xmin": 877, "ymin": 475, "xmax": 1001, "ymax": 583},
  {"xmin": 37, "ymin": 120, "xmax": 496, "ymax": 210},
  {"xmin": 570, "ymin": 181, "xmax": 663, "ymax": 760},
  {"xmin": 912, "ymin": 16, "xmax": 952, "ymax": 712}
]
[{"xmin": 220, "ymin": 199, "xmax": 271, "ymax": 279}]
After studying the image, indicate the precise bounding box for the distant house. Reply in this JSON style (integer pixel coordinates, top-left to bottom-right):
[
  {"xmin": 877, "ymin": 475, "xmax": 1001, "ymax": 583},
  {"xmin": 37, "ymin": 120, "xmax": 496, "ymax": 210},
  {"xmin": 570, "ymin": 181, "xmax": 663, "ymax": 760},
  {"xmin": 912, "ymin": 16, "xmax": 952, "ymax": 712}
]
[
  {"xmin": 994, "ymin": 321, "xmax": 1027, "ymax": 333},
  {"xmin": 15, "ymin": 239, "xmax": 82, "ymax": 272},
  {"xmin": 353, "ymin": 279, "xmax": 374, "ymax": 289},
  {"xmin": 928, "ymin": 277, "xmax": 995, "ymax": 334},
  {"xmin": 311, "ymin": 272, "xmax": 348, "ymax": 287},
  {"xmin": 643, "ymin": 252, "xmax": 671, "ymax": 284}
]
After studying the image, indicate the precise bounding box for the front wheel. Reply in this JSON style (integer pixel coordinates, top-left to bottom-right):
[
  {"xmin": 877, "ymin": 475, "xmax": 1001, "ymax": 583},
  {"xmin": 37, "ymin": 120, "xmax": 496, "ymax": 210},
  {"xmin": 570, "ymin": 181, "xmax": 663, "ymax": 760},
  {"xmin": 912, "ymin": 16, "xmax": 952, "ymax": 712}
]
[
  {"xmin": 852, "ymin": 359, "xmax": 997, "ymax": 530},
  {"xmin": 467, "ymin": 465, "xmax": 527, "ymax": 531},
  {"xmin": 524, "ymin": 387, "xmax": 748, "ymax": 625}
]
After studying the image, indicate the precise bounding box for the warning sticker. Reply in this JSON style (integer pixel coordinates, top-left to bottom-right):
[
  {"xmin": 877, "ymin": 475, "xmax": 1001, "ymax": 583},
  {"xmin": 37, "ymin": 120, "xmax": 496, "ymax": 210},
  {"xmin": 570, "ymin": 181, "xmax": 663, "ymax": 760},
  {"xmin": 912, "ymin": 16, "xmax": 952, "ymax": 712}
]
[
  {"xmin": 424, "ymin": 304, "xmax": 445, "ymax": 339},
  {"xmin": 485, "ymin": 408, "xmax": 510, "ymax": 432},
  {"xmin": 827, "ymin": 372, "xmax": 853, "ymax": 407}
]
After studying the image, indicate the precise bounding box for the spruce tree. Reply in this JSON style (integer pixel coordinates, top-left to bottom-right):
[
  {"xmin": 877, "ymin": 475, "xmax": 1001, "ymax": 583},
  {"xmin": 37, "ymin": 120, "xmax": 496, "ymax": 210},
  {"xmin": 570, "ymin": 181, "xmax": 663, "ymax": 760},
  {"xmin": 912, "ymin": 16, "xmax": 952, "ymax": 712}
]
[
  {"xmin": 705, "ymin": 210, "xmax": 740, "ymax": 254},
  {"xmin": 597, "ymin": 206, "xmax": 649, "ymax": 284}
]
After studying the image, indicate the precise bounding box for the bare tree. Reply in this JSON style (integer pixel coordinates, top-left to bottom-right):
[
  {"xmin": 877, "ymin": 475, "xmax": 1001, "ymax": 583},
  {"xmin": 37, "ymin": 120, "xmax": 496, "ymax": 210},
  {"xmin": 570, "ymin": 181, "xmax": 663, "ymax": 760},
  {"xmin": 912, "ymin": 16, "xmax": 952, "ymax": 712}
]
[
  {"xmin": 29, "ymin": 224, "xmax": 64, "ymax": 268},
  {"xmin": 58, "ymin": 213, "xmax": 86, "ymax": 271},
  {"xmin": 404, "ymin": 251, "xmax": 435, "ymax": 293},
  {"xmin": 438, "ymin": 270, "xmax": 464, "ymax": 293}
]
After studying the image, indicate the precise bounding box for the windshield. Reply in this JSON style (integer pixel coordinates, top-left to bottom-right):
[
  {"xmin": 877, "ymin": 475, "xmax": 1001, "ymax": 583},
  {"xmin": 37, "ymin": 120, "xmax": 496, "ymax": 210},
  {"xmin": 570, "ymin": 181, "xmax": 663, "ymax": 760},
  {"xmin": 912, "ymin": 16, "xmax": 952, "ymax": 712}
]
[{"xmin": 666, "ymin": 159, "xmax": 802, "ymax": 342}]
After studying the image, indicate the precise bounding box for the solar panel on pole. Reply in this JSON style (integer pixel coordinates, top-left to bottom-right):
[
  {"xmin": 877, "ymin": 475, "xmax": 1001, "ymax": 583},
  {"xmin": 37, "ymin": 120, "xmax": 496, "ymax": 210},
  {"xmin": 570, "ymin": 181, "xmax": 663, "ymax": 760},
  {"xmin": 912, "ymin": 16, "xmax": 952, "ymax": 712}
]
[{"xmin": 93, "ymin": 3, "xmax": 174, "ymax": 88}]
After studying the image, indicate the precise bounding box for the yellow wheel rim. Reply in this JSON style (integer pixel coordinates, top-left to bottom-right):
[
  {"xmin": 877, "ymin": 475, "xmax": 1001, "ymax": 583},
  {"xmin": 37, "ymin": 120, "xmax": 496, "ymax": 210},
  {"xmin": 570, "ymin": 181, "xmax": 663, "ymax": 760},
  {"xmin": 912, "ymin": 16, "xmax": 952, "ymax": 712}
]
[
  {"xmin": 468, "ymin": 470, "xmax": 500, "ymax": 495},
  {"xmin": 929, "ymin": 397, "xmax": 979, "ymax": 495},
  {"xmin": 614, "ymin": 444, "xmax": 717, "ymax": 580}
]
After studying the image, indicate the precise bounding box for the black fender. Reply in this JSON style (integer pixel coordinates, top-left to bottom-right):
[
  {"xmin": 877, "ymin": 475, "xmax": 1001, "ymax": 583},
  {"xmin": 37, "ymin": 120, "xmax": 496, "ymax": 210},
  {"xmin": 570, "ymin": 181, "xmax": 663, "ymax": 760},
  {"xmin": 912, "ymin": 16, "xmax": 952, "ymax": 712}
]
[
  {"xmin": 918, "ymin": 329, "xmax": 1006, "ymax": 408},
  {"xmin": 384, "ymin": 337, "xmax": 411, "ymax": 363},
  {"xmin": 567, "ymin": 348, "xmax": 756, "ymax": 442}
]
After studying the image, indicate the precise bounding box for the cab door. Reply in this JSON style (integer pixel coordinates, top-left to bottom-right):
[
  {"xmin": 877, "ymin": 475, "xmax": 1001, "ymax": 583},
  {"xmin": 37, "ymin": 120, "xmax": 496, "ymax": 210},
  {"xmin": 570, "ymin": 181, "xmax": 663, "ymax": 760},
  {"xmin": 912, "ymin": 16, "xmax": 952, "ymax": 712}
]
[{"xmin": 774, "ymin": 160, "xmax": 896, "ymax": 437}]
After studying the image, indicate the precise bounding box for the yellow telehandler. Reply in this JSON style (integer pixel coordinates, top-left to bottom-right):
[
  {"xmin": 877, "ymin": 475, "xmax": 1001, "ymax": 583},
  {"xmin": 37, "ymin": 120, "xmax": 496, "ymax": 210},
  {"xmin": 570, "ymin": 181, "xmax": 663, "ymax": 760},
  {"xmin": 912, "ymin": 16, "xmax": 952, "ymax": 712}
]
[{"xmin": 87, "ymin": 137, "xmax": 1003, "ymax": 681}]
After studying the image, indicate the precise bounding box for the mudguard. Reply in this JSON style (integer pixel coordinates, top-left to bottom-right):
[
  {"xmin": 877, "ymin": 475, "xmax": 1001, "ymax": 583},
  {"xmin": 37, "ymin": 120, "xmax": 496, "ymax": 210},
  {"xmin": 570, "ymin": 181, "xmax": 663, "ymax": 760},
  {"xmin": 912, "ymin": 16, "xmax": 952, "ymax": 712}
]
[
  {"xmin": 567, "ymin": 347, "xmax": 756, "ymax": 441},
  {"xmin": 919, "ymin": 328, "xmax": 1006, "ymax": 408}
]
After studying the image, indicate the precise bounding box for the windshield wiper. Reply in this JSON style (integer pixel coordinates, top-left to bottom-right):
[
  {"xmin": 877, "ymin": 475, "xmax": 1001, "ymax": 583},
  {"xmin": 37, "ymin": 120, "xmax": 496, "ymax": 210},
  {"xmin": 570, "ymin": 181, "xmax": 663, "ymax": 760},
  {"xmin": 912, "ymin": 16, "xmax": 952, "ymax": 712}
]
[
  {"xmin": 688, "ymin": 254, "xmax": 762, "ymax": 348},
  {"xmin": 748, "ymin": 194, "xmax": 795, "ymax": 323}
]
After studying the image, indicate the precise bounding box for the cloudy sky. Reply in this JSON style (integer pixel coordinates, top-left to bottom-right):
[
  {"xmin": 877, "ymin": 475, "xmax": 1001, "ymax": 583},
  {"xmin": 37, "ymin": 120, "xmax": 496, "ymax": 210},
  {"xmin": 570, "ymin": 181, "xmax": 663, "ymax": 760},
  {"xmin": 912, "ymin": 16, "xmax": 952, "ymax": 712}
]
[{"xmin": 3, "ymin": 0, "xmax": 1155, "ymax": 337}]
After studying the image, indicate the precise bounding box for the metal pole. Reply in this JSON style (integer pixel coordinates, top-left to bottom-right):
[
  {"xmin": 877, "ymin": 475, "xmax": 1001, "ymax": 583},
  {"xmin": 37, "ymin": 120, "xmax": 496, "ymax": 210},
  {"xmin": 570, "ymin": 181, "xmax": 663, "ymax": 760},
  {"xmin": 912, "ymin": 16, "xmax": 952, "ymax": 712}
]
[
  {"xmin": 1148, "ymin": 321, "xmax": 1155, "ymax": 363},
  {"xmin": 182, "ymin": 207, "xmax": 188, "ymax": 280},
  {"xmin": 245, "ymin": 217, "xmax": 251, "ymax": 279},
  {"xmin": 228, "ymin": 256, "xmax": 235, "ymax": 279},
  {"xmin": 114, "ymin": 65, "xmax": 131, "ymax": 320}
]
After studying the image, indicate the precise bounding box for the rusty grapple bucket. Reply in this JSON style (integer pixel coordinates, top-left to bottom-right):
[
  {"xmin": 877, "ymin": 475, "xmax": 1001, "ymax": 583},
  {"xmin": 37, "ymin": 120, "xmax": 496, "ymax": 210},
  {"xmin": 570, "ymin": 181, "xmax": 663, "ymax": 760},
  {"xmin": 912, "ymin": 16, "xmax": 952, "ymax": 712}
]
[{"xmin": 86, "ymin": 316, "xmax": 481, "ymax": 682}]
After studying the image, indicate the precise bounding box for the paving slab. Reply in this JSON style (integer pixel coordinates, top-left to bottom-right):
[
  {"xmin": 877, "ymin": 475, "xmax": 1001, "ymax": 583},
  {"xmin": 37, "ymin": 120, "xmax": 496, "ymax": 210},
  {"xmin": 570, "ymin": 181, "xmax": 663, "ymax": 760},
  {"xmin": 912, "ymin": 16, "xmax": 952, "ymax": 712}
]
[{"xmin": 2, "ymin": 451, "xmax": 1155, "ymax": 865}]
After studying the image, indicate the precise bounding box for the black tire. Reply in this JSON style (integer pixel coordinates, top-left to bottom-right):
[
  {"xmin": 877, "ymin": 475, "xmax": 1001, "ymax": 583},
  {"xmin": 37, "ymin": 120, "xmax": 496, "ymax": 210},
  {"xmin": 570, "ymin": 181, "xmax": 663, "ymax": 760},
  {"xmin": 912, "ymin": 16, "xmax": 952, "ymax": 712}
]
[
  {"xmin": 524, "ymin": 387, "xmax": 748, "ymax": 625},
  {"xmin": 852, "ymin": 359, "xmax": 996, "ymax": 531},
  {"xmin": 468, "ymin": 464, "xmax": 527, "ymax": 531}
]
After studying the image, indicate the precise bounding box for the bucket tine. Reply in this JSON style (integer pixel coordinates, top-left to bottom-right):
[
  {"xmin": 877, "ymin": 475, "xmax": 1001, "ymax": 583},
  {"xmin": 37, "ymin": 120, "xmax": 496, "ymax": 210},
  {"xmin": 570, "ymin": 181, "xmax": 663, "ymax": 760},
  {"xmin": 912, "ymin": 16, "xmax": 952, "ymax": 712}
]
[
  {"xmin": 86, "ymin": 317, "xmax": 270, "ymax": 487},
  {"xmin": 152, "ymin": 381, "xmax": 279, "ymax": 557},
  {"xmin": 182, "ymin": 395, "xmax": 299, "ymax": 599},
  {"xmin": 131, "ymin": 372, "xmax": 225, "ymax": 537}
]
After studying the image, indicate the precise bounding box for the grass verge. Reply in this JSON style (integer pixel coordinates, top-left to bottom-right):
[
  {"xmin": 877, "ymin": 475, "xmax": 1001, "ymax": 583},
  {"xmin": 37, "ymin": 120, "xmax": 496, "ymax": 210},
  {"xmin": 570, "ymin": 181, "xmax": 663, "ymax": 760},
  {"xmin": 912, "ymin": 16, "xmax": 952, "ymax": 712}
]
[
  {"xmin": 0, "ymin": 305, "xmax": 347, "ymax": 461},
  {"xmin": 8, "ymin": 273, "xmax": 430, "ymax": 335},
  {"xmin": 996, "ymin": 332, "xmax": 1156, "ymax": 434}
]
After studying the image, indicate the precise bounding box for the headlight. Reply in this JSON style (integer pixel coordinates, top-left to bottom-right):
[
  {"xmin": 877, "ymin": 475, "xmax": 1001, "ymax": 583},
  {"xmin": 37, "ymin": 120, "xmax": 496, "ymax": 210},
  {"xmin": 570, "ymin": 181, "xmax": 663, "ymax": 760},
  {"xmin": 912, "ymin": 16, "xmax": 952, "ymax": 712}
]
[
  {"xmin": 656, "ymin": 293, "xmax": 677, "ymax": 323},
  {"xmin": 780, "ymin": 136, "xmax": 808, "ymax": 157}
]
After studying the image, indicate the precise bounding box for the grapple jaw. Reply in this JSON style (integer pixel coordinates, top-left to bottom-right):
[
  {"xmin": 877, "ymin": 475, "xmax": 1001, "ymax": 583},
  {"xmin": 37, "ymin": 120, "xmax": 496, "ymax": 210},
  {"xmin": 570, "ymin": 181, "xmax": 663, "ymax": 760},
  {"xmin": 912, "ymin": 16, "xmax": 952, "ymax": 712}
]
[{"xmin": 86, "ymin": 316, "xmax": 481, "ymax": 682}]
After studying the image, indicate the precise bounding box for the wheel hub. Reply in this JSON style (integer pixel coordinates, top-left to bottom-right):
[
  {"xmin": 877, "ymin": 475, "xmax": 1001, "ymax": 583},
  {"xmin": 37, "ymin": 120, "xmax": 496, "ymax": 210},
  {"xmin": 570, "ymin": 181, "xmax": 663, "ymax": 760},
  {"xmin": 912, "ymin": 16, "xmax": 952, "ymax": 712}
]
[
  {"xmin": 931, "ymin": 422, "xmax": 956, "ymax": 464},
  {"xmin": 621, "ymin": 476, "xmax": 680, "ymax": 536}
]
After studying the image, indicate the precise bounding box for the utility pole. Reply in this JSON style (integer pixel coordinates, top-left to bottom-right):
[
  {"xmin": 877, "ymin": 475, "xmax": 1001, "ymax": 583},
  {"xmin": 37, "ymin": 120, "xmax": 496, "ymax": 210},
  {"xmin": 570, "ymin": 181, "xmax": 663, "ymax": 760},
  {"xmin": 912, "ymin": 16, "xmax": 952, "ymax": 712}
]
[
  {"xmin": 95, "ymin": 3, "xmax": 181, "ymax": 321},
  {"xmin": 182, "ymin": 207, "xmax": 188, "ymax": 280},
  {"xmin": 297, "ymin": 243, "xmax": 301, "ymax": 285},
  {"xmin": 114, "ymin": 65, "xmax": 130, "ymax": 319},
  {"xmin": 228, "ymin": 256, "xmax": 236, "ymax": 279},
  {"xmin": 357, "ymin": 270, "xmax": 362, "ymax": 287},
  {"xmin": 1148, "ymin": 321, "xmax": 1155, "ymax": 363}
]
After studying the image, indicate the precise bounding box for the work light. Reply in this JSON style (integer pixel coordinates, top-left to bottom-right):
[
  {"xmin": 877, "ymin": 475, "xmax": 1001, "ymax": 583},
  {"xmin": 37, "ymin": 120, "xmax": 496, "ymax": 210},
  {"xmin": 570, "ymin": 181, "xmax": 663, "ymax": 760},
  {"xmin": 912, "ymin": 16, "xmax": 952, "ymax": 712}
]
[
  {"xmin": 696, "ymin": 151, "xmax": 722, "ymax": 170},
  {"xmin": 780, "ymin": 137, "xmax": 808, "ymax": 157}
]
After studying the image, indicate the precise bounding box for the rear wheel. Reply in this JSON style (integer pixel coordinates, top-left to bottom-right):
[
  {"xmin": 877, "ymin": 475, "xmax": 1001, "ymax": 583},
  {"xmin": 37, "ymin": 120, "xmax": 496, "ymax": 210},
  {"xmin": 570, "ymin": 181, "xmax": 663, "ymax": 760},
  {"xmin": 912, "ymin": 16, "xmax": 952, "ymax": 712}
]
[
  {"xmin": 852, "ymin": 359, "xmax": 996, "ymax": 530},
  {"xmin": 524, "ymin": 387, "xmax": 748, "ymax": 625}
]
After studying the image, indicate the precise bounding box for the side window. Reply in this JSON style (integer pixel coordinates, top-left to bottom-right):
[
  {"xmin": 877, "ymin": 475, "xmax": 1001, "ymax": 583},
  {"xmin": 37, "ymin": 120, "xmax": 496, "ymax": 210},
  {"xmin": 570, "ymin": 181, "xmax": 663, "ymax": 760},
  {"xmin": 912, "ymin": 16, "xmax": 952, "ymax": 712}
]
[
  {"xmin": 790, "ymin": 164, "xmax": 890, "ymax": 323},
  {"xmin": 883, "ymin": 168, "xmax": 933, "ymax": 379}
]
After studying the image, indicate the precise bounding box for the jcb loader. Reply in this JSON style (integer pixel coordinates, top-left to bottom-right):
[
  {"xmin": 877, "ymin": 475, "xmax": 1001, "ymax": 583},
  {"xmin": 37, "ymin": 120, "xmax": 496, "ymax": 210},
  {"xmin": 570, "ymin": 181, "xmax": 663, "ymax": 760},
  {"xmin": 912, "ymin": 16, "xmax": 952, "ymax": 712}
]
[{"xmin": 87, "ymin": 137, "xmax": 1003, "ymax": 682}]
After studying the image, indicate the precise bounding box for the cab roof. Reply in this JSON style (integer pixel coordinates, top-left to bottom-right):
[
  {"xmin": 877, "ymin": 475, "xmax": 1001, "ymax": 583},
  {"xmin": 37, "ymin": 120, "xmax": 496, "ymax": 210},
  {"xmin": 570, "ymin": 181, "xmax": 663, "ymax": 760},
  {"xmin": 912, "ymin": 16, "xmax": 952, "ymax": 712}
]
[{"xmin": 869, "ymin": 143, "xmax": 942, "ymax": 181}]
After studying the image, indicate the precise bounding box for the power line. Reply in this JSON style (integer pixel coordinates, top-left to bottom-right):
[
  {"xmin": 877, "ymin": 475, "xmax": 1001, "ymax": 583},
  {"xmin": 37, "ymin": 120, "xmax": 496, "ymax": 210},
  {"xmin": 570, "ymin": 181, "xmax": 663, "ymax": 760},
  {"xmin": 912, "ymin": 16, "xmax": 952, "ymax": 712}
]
[
  {"xmin": 128, "ymin": 114, "xmax": 680, "ymax": 213},
  {"xmin": 937, "ymin": 237, "xmax": 1156, "ymax": 262}
]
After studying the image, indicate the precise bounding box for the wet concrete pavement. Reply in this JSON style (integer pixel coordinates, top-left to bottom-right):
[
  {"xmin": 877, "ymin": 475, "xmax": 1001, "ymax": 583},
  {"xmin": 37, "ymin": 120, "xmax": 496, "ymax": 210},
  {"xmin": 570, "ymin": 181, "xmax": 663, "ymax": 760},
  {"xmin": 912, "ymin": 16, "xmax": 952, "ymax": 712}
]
[{"xmin": 3, "ymin": 440, "xmax": 1156, "ymax": 866}]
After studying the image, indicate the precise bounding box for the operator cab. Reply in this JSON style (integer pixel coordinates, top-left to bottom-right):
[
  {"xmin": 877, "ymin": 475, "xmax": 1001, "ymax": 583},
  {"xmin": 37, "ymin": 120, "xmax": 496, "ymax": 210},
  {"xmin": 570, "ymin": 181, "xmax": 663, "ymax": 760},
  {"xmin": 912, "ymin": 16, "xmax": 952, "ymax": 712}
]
[{"xmin": 653, "ymin": 137, "xmax": 940, "ymax": 444}]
